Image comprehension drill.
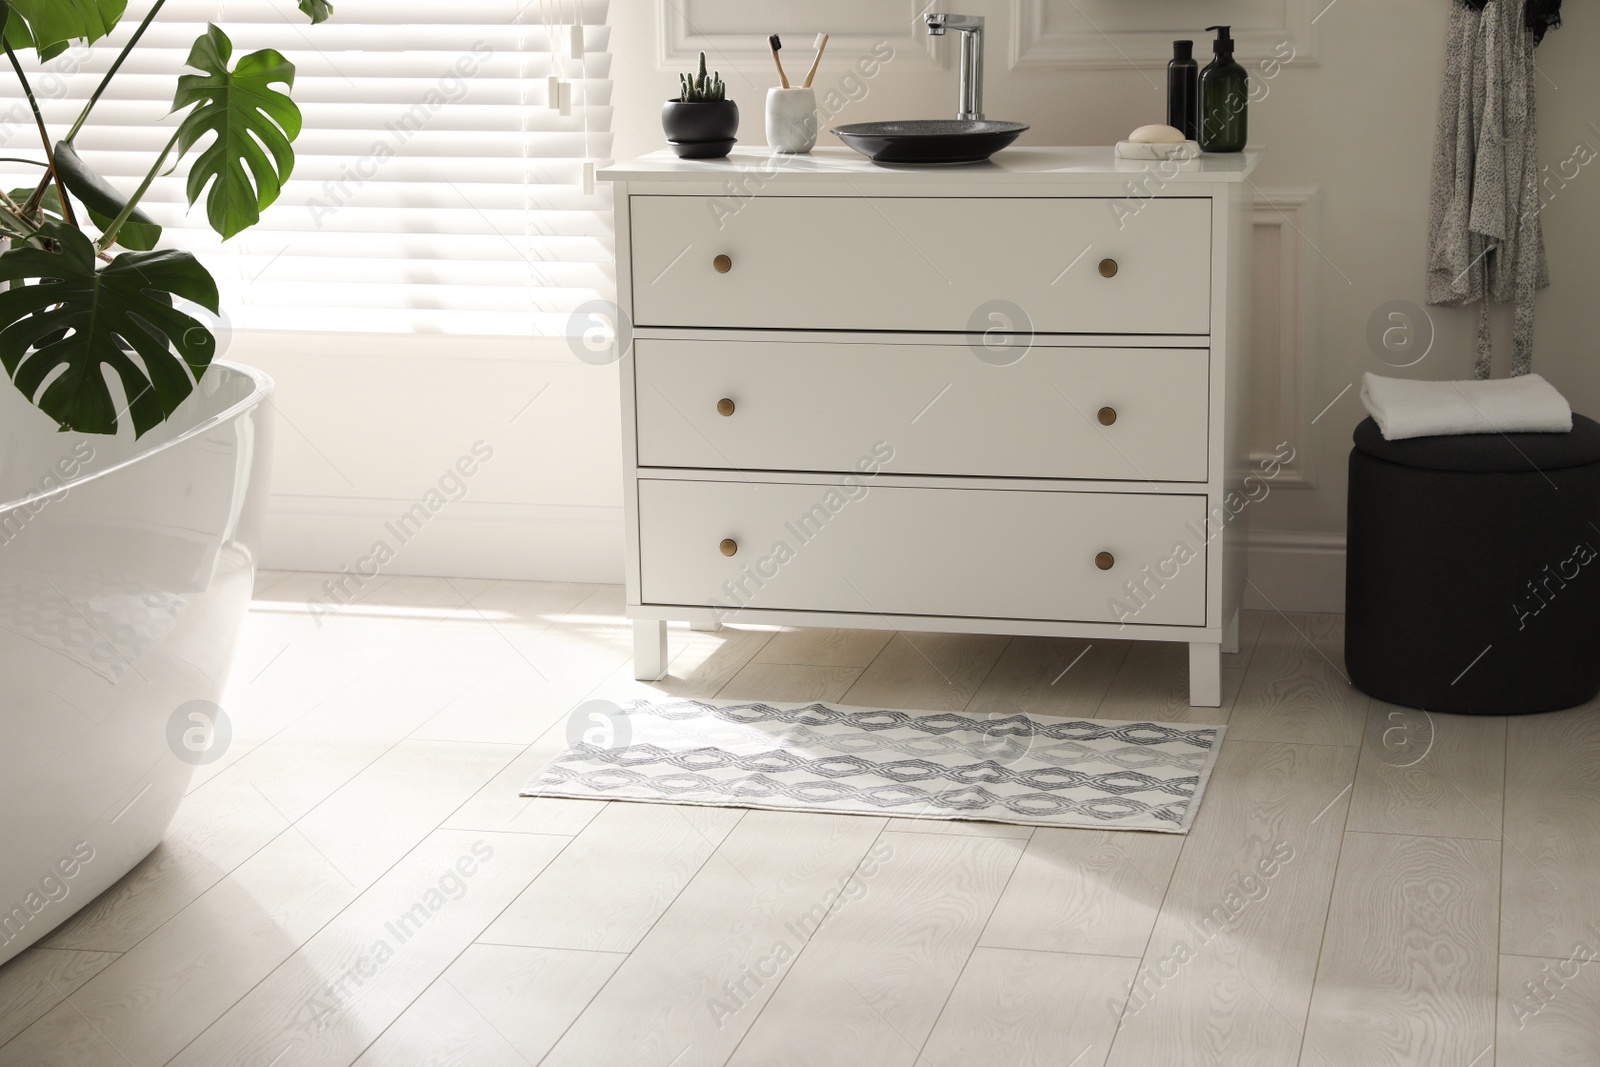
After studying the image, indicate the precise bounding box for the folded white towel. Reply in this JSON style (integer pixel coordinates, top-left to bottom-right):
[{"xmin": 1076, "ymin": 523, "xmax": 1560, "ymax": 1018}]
[{"xmin": 1360, "ymin": 373, "xmax": 1572, "ymax": 440}]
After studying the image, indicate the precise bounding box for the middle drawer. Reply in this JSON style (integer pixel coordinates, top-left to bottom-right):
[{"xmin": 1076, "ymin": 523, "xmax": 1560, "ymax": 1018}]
[{"xmin": 635, "ymin": 337, "xmax": 1210, "ymax": 481}]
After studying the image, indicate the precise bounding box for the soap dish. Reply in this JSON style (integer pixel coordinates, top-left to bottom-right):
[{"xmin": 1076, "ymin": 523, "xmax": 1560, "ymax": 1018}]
[{"xmin": 1115, "ymin": 140, "xmax": 1201, "ymax": 161}]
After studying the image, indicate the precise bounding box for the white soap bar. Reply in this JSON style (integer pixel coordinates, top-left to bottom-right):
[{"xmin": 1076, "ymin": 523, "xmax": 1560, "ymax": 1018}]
[
  {"xmin": 1115, "ymin": 140, "xmax": 1201, "ymax": 160},
  {"xmin": 1129, "ymin": 124, "xmax": 1187, "ymax": 144}
]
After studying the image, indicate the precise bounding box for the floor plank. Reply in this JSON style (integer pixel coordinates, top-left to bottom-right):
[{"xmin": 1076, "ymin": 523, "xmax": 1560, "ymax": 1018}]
[
  {"xmin": 439, "ymin": 732, "xmax": 609, "ymax": 838},
  {"xmin": 714, "ymin": 661, "xmax": 863, "ymax": 703},
  {"xmin": 659, "ymin": 626, "xmax": 780, "ymax": 698},
  {"xmin": 0, "ymin": 949, "xmax": 117, "ymax": 1048},
  {"xmin": 408, "ymin": 585, "xmax": 635, "ymax": 745},
  {"xmin": 921, "ymin": 947, "xmax": 1137, "ymax": 1067},
  {"xmin": 539, "ymin": 810, "xmax": 888, "ymax": 1067},
  {"xmin": 38, "ymin": 775, "xmax": 290, "ymax": 954},
  {"xmin": 207, "ymin": 573, "xmax": 510, "ymax": 793},
  {"xmin": 957, "ymin": 636, "xmax": 1131, "ymax": 719},
  {"xmin": 478, "ymin": 803, "xmax": 743, "ymax": 953},
  {"xmin": 1227, "ymin": 613, "xmax": 1368, "ymax": 746},
  {"xmin": 839, "ymin": 631, "xmax": 1011, "ymax": 712},
  {"xmin": 726, "ymin": 830, "xmax": 1026, "ymax": 1067},
  {"xmin": 354, "ymin": 944, "xmax": 625, "ymax": 1066},
  {"xmin": 1222, "ymin": 610, "xmax": 1270, "ymax": 672},
  {"xmin": 1302, "ymin": 832, "xmax": 1500, "ymax": 1067},
  {"xmin": 1096, "ymin": 640, "xmax": 1245, "ymax": 725},
  {"xmin": 0, "ymin": 1016, "xmax": 122, "ymax": 1066},
  {"xmin": 1346, "ymin": 704, "xmax": 1506, "ymax": 841},
  {"xmin": 881, "ymin": 819, "xmax": 1035, "ymax": 840},
  {"xmin": 752, "ymin": 627, "xmax": 894, "ymax": 668},
  {"xmin": 293, "ymin": 740, "xmax": 523, "ymax": 889},
  {"xmin": 1103, "ymin": 740, "xmax": 1358, "ymax": 1067},
  {"xmin": 212, "ymin": 626, "xmax": 515, "ymax": 825},
  {"xmin": 979, "ymin": 828, "xmax": 1184, "ymax": 957},
  {"xmin": 0, "ymin": 831, "xmax": 358, "ymax": 1067},
  {"xmin": 591, "ymin": 625, "xmax": 780, "ymax": 710},
  {"xmin": 406, "ymin": 654, "xmax": 600, "ymax": 747},
  {"xmin": 1500, "ymin": 701, "xmax": 1600, "ymax": 959},
  {"xmin": 164, "ymin": 830, "xmax": 566, "ymax": 1067},
  {"xmin": 351, "ymin": 979, "xmax": 530, "ymax": 1067},
  {"xmin": 472, "ymin": 583, "xmax": 637, "ymax": 693},
  {"xmin": 1498, "ymin": 950, "xmax": 1600, "ymax": 1066}
]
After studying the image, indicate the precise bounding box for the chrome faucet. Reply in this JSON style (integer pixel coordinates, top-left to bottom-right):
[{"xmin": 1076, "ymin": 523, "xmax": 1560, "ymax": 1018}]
[{"xmin": 924, "ymin": 13, "xmax": 985, "ymax": 121}]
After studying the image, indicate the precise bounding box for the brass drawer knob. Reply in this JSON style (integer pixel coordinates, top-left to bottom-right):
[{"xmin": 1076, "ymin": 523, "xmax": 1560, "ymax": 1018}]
[
  {"xmin": 1095, "ymin": 551, "xmax": 1115, "ymax": 571},
  {"xmin": 1098, "ymin": 258, "xmax": 1118, "ymax": 278},
  {"xmin": 713, "ymin": 254, "xmax": 733, "ymax": 274},
  {"xmin": 716, "ymin": 398, "xmax": 735, "ymax": 417},
  {"xmin": 719, "ymin": 538, "xmax": 738, "ymax": 557},
  {"xmin": 1097, "ymin": 406, "xmax": 1117, "ymax": 426}
]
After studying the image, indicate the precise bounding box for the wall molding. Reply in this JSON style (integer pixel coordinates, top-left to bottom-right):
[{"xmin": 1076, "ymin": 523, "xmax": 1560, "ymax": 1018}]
[
  {"xmin": 657, "ymin": 0, "xmax": 944, "ymax": 72},
  {"xmin": 1245, "ymin": 529, "xmax": 1346, "ymax": 614},
  {"xmin": 1252, "ymin": 186, "xmax": 1320, "ymax": 489},
  {"xmin": 1010, "ymin": 0, "xmax": 1320, "ymax": 70}
]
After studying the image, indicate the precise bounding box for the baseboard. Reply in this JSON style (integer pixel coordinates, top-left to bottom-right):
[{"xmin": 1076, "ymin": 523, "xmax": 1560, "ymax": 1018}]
[
  {"xmin": 264, "ymin": 498, "xmax": 1345, "ymax": 613},
  {"xmin": 262, "ymin": 496, "xmax": 626, "ymax": 584},
  {"xmin": 1245, "ymin": 529, "xmax": 1347, "ymax": 614}
]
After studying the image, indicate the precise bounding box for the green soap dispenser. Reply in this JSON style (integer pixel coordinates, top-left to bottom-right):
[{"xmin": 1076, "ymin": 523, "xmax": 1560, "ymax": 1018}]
[{"xmin": 1198, "ymin": 25, "xmax": 1247, "ymax": 153}]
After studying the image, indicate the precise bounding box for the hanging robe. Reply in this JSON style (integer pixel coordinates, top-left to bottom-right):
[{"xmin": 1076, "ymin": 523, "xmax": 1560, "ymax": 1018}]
[{"xmin": 1425, "ymin": 0, "xmax": 1560, "ymax": 378}]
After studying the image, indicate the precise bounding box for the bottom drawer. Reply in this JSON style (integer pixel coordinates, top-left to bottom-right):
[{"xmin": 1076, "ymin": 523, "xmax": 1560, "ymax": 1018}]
[{"xmin": 638, "ymin": 479, "xmax": 1207, "ymax": 627}]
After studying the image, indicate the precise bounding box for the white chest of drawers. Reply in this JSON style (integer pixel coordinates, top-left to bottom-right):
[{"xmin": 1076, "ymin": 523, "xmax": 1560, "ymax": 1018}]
[{"xmin": 600, "ymin": 146, "xmax": 1259, "ymax": 706}]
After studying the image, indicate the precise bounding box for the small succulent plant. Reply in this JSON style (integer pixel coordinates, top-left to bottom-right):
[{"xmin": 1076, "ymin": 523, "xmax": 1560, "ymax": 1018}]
[{"xmin": 678, "ymin": 51, "xmax": 725, "ymax": 102}]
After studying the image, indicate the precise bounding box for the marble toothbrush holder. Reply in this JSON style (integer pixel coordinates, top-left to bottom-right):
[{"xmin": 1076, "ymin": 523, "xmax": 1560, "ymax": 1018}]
[{"xmin": 765, "ymin": 87, "xmax": 818, "ymax": 154}]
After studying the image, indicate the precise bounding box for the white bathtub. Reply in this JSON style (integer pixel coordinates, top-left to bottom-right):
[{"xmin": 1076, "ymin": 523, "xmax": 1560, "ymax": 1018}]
[{"xmin": 0, "ymin": 362, "xmax": 272, "ymax": 966}]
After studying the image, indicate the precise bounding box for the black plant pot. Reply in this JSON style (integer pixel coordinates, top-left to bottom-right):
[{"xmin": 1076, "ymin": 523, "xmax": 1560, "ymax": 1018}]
[{"xmin": 662, "ymin": 99, "xmax": 739, "ymax": 149}]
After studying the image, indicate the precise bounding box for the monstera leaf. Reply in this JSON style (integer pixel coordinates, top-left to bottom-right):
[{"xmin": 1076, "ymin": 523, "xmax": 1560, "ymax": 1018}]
[
  {"xmin": 52, "ymin": 141, "xmax": 162, "ymax": 250},
  {"xmin": 2, "ymin": 0, "xmax": 126, "ymax": 60},
  {"xmin": 173, "ymin": 24, "xmax": 300, "ymax": 240},
  {"xmin": 0, "ymin": 8, "xmax": 65, "ymax": 60},
  {"xmin": 0, "ymin": 221, "xmax": 219, "ymax": 436},
  {"xmin": 297, "ymin": 0, "xmax": 332, "ymax": 24}
]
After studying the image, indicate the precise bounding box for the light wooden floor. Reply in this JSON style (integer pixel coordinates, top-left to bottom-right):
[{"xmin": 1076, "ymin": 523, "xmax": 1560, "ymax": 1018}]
[{"xmin": 2, "ymin": 572, "xmax": 1598, "ymax": 1067}]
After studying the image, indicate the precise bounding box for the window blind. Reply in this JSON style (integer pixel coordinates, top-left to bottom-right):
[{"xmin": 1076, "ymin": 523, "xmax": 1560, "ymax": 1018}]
[{"xmin": 0, "ymin": 0, "xmax": 614, "ymax": 336}]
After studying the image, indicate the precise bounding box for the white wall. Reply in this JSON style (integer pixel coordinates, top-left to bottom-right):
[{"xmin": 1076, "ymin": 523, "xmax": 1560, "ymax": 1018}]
[
  {"xmin": 244, "ymin": 331, "xmax": 624, "ymax": 583},
  {"xmin": 260, "ymin": 0, "xmax": 1600, "ymax": 611}
]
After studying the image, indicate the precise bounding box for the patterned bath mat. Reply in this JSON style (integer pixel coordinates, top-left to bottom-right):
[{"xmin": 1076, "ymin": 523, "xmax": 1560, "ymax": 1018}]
[{"xmin": 523, "ymin": 698, "xmax": 1226, "ymax": 833}]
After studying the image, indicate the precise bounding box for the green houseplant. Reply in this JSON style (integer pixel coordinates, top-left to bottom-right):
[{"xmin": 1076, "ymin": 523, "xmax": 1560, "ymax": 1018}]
[
  {"xmin": 661, "ymin": 50, "xmax": 737, "ymax": 158},
  {"xmin": 0, "ymin": 0, "xmax": 330, "ymax": 437}
]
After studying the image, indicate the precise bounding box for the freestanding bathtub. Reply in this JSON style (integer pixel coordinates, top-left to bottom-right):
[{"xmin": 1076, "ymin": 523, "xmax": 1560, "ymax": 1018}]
[{"xmin": 0, "ymin": 361, "xmax": 272, "ymax": 966}]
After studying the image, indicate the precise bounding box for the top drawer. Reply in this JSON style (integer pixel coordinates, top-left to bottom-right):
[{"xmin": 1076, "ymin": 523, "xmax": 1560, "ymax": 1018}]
[{"xmin": 628, "ymin": 195, "xmax": 1211, "ymax": 334}]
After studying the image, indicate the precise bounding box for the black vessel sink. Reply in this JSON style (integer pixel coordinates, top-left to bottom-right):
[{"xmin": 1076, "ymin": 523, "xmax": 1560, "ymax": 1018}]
[{"xmin": 831, "ymin": 119, "xmax": 1028, "ymax": 165}]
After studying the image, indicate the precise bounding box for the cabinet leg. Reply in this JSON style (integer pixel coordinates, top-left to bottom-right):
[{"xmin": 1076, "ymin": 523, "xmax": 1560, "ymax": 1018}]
[
  {"xmin": 1188, "ymin": 642, "xmax": 1222, "ymax": 707},
  {"xmin": 633, "ymin": 619, "xmax": 668, "ymax": 681},
  {"xmin": 1222, "ymin": 607, "xmax": 1241, "ymax": 655},
  {"xmin": 690, "ymin": 618, "xmax": 722, "ymax": 632}
]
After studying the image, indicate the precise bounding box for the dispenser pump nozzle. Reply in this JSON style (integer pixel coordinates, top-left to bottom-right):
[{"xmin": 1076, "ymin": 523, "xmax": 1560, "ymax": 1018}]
[{"xmin": 1205, "ymin": 25, "xmax": 1234, "ymax": 58}]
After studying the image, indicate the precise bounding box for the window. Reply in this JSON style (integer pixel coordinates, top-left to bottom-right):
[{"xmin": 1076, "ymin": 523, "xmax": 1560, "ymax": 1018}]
[{"xmin": 2, "ymin": 0, "xmax": 614, "ymax": 336}]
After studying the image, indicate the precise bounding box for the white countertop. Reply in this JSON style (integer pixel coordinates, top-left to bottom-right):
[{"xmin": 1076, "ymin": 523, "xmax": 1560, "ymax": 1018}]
[{"xmin": 600, "ymin": 146, "xmax": 1261, "ymax": 184}]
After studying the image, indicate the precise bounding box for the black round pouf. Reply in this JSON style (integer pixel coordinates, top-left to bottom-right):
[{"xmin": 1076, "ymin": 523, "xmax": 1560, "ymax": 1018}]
[{"xmin": 1345, "ymin": 415, "xmax": 1600, "ymax": 714}]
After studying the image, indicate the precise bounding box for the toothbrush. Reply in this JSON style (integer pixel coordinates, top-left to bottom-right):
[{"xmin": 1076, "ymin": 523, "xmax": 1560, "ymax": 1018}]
[
  {"xmin": 801, "ymin": 33, "xmax": 829, "ymax": 89},
  {"xmin": 768, "ymin": 34, "xmax": 790, "ymax": 88}
]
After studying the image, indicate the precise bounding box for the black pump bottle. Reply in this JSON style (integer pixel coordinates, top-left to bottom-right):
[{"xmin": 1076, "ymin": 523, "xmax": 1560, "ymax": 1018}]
[
  {"xmin": 1166, "ymin": 41, "xmax": 1198, "ymax": 140},
  {"xmin": 1198, "ymin": 25, "xmax": 1247, "ymax": 153}
]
